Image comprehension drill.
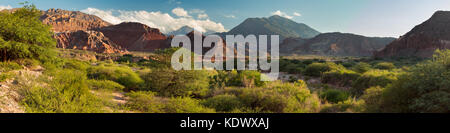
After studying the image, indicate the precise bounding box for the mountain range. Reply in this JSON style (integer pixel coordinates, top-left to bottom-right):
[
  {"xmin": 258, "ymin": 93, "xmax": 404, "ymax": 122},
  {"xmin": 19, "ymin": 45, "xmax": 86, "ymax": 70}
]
[
  {"xmin": 281, "ymin": 32, "xmax": 395, "ymax": 56},
  {"xmin": 217, "ymin": 15, "xmax": 321, "ymax": 40},
  {"xmin": 37, "ymin": 8, "xmax": 450, "ymax": 58}
]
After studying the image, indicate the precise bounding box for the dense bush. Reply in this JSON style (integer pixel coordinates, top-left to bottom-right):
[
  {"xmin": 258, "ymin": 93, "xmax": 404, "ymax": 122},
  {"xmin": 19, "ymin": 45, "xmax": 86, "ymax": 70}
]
[
  {"xmin": 19, "ymin": 69, "xmax": 104, "ymax": 113},
  {"xmin": 125, "ymin": 91, "xmax": 215, "ymax": 113},
  {"xmin": 304, "ymin": 62, "xmax": 342, "ymax": 77},
  {"xmin": 361, "ymin": 86, "xmax": 385, "ymax": 113},
  {"xmin": 87, "ymin": 65, "xmax": 143, "ymax": 90},
  {"xmin": 141, "ymin": 68, "xmax": 210, "ymax": 97},
  {"xmin": 0, "ymin": 4, "xmax": 56, "ymax": 62},
  {"xmin": 0, "ymin": 61, "xmax": 22, "ymax": 72},
  {"xmin": 380, "ymin": 50, "xmax": 450, "ymax": 113},
  {"xmin": 280, "ymin": 59, "xmax": 305, "ymax": 74},
  {"xmin": 238, "ymin": 81, "xmax": 321, "ymax": 113},
  {"xmin": 374, "ymin": 62, "xmax": 396, "ymax": 70},
  {"xmin": 321, "ymin": 68, "xmax": 360, "ymax": 87},
  {"xmin": 87, "ymin": 79, "xmax": 125, "ymax": 91},
  {"xmin": 209, "ymin": 70, "xmax": 265, "ymax": 89},
  {"xmin": 125, "ymin": 91, "xmax": 165, "ymax": 113},
  {"xmin": 351, "ymin": 70, "xmax": 398, "ymax": 97},
  {"xmin": 164, "ymin": 97, "xmax": 215, "ymax": 113},
  {"xmin": 202, "ymin": 94, "xmax": 243, "ymax": 112},
  {"xmin": 352, "ymin": 62, "xmax": 372, "ymax": 73},
  {"xmin": 63, "ymin": 59, "xmax": 90, "ymax": 71},
  {"xmin": 320, "ymin": 89, "xmax": 350, "ymax": 103},
  {"xmin": 320, "ymin": 98, "xmax": 365, "ymax": 113}
]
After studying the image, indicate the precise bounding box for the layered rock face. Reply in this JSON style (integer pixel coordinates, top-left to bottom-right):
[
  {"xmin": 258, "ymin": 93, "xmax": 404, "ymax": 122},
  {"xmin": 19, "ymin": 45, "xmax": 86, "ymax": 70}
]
[
  {"xmin": 40, "ymin": 9, "xmax": 111, "ymax": 32},
  {"xmin": 375, "ymin": 11, "xmax": 450, "ymax": 58},
  {"xmin": 40, "ymin": 9, "xmax": 171, "ymax": 54},
  {"xmin": 98, "ymin": 22, "xmax": 170, "ymax": 52},
  {"xmin": 281, "ymin": 32, "xmax": 395, "ymax": 56},
  {"xmin": 54, "ymin": 30, "xmax": 127, "ymax": 54}
]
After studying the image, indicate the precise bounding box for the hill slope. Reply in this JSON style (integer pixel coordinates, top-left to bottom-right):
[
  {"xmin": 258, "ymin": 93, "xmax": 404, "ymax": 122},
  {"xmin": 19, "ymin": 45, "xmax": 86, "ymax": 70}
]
[
  {"xmin": 281, "ymin": 32, "xmax": 395, "ymax": 56},
  {"xmin": 375, "ymin": 11, "xmax": 450, "ymax": 58},
  {"xmin": 223, "ymin": 15, "xmax": 320, "ymax": 40}
]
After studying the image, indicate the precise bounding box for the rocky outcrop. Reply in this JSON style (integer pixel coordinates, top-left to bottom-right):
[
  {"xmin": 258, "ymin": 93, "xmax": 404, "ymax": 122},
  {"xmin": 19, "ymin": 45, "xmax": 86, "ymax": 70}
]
[
  {"xmin": 54, "ymin": 30, "xmax": 128, "ymax": 54},
  {"xmin": 281, "ymin": 32, "xmax": 395, "ymax": 56},
  {"xmin": 98, "ymin": 22, "xmax": 170, "ymax": 52},
  {"xmin": 40, "ymin": 9, "xmax": 111, "ymax": 32},
  {"xmin": 375, "ymin": 11, "xmax": 450, "ymax": 58}
]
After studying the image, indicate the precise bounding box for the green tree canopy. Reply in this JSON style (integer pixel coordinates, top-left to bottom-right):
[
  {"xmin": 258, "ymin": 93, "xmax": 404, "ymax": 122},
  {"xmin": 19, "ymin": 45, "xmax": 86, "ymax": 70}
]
[{"xmin": 0, "ymin": 4, "xmax": 56, "ymax": 62}]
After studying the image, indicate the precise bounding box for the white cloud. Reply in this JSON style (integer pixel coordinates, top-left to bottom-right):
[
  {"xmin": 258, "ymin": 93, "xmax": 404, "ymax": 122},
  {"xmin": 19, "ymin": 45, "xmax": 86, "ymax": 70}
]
[
  {"xmin": 81, "ymin": 7, "xmax": 227, "ymax": 33},
  {"xmin": 0, "ymin": 5, "xmax": 12, "ymax": 11},
  {"xmin": 225, "ymin": 15, "xmax": 236, "ymax": 19},
  {"xmin": 198, "ymin": 13, "xmax": 208, "ymax": 19},
  {"xmin": 172, "ymin": 7, "xmax": 190, "ymax": 17},
  {"xmin": 293, "ymin": 12, "xmax": 301, "ymax": 17},
  {"xmin": 271, "ymin": 10, "xmax": 293, "ymax": 19},
  {"xmin": 82, "ymin": 8, "xmax": 123, "ymax": 24}
]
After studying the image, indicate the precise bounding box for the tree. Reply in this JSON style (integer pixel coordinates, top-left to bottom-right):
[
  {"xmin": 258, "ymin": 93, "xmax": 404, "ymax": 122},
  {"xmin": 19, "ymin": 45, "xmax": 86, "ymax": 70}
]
[
  {"xmin": 0, "ymin": 4, "xmax": 56, "ymax": 62},
  {"xmin": 381, "ymin": 50, "xmax": 450, "ymax": 113}
]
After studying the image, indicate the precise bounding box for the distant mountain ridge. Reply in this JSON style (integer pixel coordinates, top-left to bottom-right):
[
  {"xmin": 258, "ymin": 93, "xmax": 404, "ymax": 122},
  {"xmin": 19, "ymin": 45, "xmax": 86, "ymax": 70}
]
[
  {"xmin": 220, "ymin": 15, "xmax": 320, "ymax": 40},
  {"xmin": 281, "ymin": 32, "xmax": 395, "ymax": 56},
  {"xmin": 375, "ymin": 11, "xmax": 450, "ymax": 58},
  {"xmin": 167, "ymin": 26, "xmax": 216, "ymax": 36}
]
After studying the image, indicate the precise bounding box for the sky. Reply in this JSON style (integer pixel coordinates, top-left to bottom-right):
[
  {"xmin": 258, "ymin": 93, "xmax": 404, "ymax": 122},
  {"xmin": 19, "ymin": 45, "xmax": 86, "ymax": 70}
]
[{"xmin": 1, "ymin": 0, "xmax": 450, "ymax": 37}]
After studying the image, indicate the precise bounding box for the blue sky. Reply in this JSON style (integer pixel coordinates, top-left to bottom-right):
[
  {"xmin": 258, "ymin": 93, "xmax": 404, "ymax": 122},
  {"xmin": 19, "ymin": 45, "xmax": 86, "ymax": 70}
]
[{"xmin": 1, "ymin": 0, "xmax": 450, "ymax": 37}]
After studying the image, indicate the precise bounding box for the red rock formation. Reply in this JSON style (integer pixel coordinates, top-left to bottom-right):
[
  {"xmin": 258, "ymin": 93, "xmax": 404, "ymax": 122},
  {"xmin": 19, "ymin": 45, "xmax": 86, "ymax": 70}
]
[
  {"xmin": 98, "ymin": 22, "xmax": 170, "ymax": 51},
  {"xmin": 54, "ymin": 30, "xmax": 128, "ymax": 54},
  {"xmin": 40, "ymin": 9, "xmax": 111, "ymax": 32},
  {"xmin": 375, "ymin": 11, "xmax": 450, "ymax": 58},
  {"xmin": 281, "ymin": 32, "xmax": 395, "ymax": 56}
]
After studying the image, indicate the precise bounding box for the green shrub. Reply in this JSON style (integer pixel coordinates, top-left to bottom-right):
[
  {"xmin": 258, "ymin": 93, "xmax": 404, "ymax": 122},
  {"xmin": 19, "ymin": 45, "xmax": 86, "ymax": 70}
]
[
  {"xmin": 238, "ymin": 70, "xmax": 266, "ymax": 87},
  {"xmin": 87, "ymin": 79, "xmax": 125, "ymax": 91},
  {"xmin": 380, "ymin": 50, "xmax": 450, "ymax": 113},
  {"xmin": 141, "ymin": 68, "xmax": 210, "ymax": 97},
  {"xmin": 320, "ymin": 89, "xmax": 350, "ymax": 103},
  {"xmin": 0, "ymin": 4, "xmax": 56, "ymax": 62},
  {"xmin": 352, "ymin": 62, "xmax": 372, "ymax": 73},
  {"xmin": 320, "ymin": 98, "xmax": 365, "ymax": 113},
  {"xmin": 202, "ymin": 94, "xmax": 243, "ymax": 112},
  {"xmin": 361, "ymin": 86, "xmax": 385, "ymax": 113},
  {"xmin": 238, "ymin": 81, "xmax": 321, "ymax": 113},
  {"xmin": 0, "ymin": 62, "xmax": 22, "ymax": 72},
  {"xmin": 321, "ymin": 68, "xmax": 360, "ymax": 87},
  {"xmin": 19, "ymin": 69, "xmax": 104, "ymax": 113},
  {"xmin": 164, "ymin": 97, "xmax": 215, "ymax": 113},
  {"xmin": 15, "ymin": 59, "xmax": 40, "ymax": 68},
  {"xmin": 63, "ymin": 59, "xmax": 90, "ymax": 71},
  {"xmin": 374, "ymin": 62, "xmax": 396, "ymax": 70},
  {"xmin": 304, "ymin": 62, "xmax": 342, "ymax": 77},
  {"xmin": 351, "ymin": 70, "xmax": 398, "ymax": 97},
  {"xmin": 87, "ymin": 65, "xmax": 143, "ymax": 90},
  {"xmin": 125, "ymin": 91, "xmax": 165, "ymax": 113}
]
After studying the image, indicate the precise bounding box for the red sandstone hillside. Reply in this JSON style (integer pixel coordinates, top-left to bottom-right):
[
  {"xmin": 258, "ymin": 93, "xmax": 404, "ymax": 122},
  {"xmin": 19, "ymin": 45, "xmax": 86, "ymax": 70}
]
[
  {"xmin": 40, "ymin": 9, "xmax": 170, "ymax": 54},
  {"xmin": 281, "ymin": 32, "xmax": 395, "ymax": 56},
  {"xmin": 375, "ymin": 11, "xmax": 450, "ymax": 58},
  {"xmin": 54, "ymin": 30, "xmax": 128, "ymax": 54},
  {"xmin": 98, "ymin": 22, "xmax": 170, "ymax": 52},
  {"xmin": 40, "ymin": 9, "xmax": 111, "ymax": 32}
]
